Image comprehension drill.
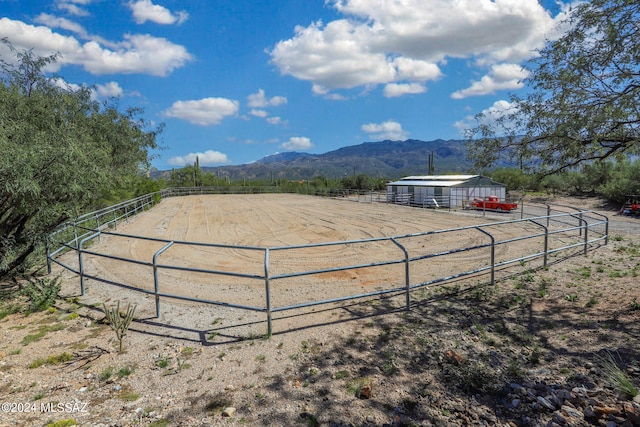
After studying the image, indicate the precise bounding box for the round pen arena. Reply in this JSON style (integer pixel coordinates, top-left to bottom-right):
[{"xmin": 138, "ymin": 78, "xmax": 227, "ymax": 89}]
[{"xmin": 53, "ymin": 193, "xmax": 607, "ymax": 335}]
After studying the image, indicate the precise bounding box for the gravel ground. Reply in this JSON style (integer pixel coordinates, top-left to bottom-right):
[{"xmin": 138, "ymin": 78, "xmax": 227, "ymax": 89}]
[{"xmin": 1, "ymin": 194, "xmax": 639, "ymax": 427}]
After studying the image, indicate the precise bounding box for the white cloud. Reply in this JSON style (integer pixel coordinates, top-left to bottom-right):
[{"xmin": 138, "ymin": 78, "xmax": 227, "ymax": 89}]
[
  {"xmin": 247, "ymin": 89, "xmax": 287, "ymax": 108},
  {"xmin": 51, "ymin": 78, "xmax": 83, "ymax": 92},
  {"xmin": 281, "ymin": 136, "xmax": 313, "ymax": 151},
  {"xmin": 34, "ymin": 13, "xmax": 88, "ymax": 37},
  {"xmin": 95, "ymin": 81, "xmax": 124, "ymax": 98},
  {"xmin": 128, "ymin": 0, "xmax": 189, "ymax": 25},
  {"xmin": 270, "ymin": 0, "xmax": 565, "ymax": 96},
  {"xmin": 162, "ymin": 97, "xmax": 239, "ymax": 126},
  {"xmin": 392, "ymin": 57, "xmax": 441, "ymax": 81},
  {"xmin": 50, "ymin": 78, "xmax": 128, "ymax": 100},
  {"xmin": 33, "ymin": 13, "xmax": 114, "ymax": 47},
  {"xmin": 361, "ymin": 120, "xmax": 409, "ymax": 140},
  {"xmin": 83, "ymin": 34, "xmax": 192, "ymax": 76},
  {"xmin": 271, "ymin": 20, "xmax": 401, "ymax": 91},
  {"xmin": 0, "ymin": 18, "xmax": 192, "ymax": 76},
  {"xmin": 168, "ymin": 150, "xmax": 230, "ymax": 166},
  {"xmin": 454, "ymin": 99, "xmax": 517, "ymax": 134},
  {"xmin": 383, "ymin": 82, "xmax": 426, "ymax": 98},
  {"xmin": 451, "ymin": 63, "xmax": 529, "ymax": 99},
  {"xmin": 93, "ymin": 81, "xmax": 137, "ymax": 99},
  {"xmin": 246, "ymin": 91, "xmax": 287, "ymax": 124},
  {"xmin": 250, "ymin": 109, "xmax": 268, "ymax": 118},
  {"xmin": 478, "ymin": 99, "xmax": 518, "ymax": 125},
  {"xmin": 56, "ymin": 0, "xmax": 91, "ymax": 17}
]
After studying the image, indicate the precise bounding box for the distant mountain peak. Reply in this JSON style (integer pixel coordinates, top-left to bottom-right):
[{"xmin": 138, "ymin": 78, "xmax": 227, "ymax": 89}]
[
  {"xmin": 256, "ymin": 151, "xmax": 313, "ymax": 164},
  {"xmin": 154, "ymin": 138, "xmax": 502, "ymax": 181}
]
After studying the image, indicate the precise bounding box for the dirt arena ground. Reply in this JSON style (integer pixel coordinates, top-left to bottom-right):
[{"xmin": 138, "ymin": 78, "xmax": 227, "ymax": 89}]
[
  {"xmin": 3, "ymin": 194, "xmax": 637, "ymax": 427},
  {"xmin": 56, "ymin": 194, "xmax": 580, "ymax": 336}
]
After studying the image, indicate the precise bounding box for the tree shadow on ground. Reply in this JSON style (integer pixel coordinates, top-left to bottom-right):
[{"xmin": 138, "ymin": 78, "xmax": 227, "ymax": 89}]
[
  {"xmin": 217, "ymin": 246, "xmax": 640, "ymax": 426},
  {"xmin": 58, "ymin": 240, "xmax": 640, "ymax": 426}
]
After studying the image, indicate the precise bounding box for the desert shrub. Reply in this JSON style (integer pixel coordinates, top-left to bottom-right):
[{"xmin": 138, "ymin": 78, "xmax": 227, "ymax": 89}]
[
  {"xmin": 21, "ymin": 276, "xmax": 61, "ymax": 313},
  {"xmin": 103, "ymin": 300, "xmax": 136, "ymax": 353}
]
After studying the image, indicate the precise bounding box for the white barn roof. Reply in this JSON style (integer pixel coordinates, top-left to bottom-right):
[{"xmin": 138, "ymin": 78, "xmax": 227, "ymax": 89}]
[
  {"xmin": 388, "ymin": 175, "xmax": 500, "ymax": 188},
  {"xmin": 389, "ymin": 179, "xmax": 468, "ymax": 187},
  {"xmin": 399, "ymin": 175, "xmax": 477, "ymax": 181}
]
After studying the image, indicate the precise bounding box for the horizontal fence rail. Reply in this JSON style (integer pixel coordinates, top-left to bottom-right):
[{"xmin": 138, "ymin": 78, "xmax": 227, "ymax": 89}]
[{"xmin": 48, "ymin": 188, "xmax": 609, "ymax": 335}]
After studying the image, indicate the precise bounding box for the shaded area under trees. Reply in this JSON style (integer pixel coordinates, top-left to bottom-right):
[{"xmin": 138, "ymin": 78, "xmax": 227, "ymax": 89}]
[{"xmin": 0, "ymin": 41, "xmax": 160, "ymax": 278}]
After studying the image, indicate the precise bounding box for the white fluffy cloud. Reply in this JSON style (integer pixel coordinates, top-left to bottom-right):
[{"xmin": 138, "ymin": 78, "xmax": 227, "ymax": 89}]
[
  {"xmin": 34, "ymin": 13, "xmax": 88, "ymax": 37},
  {"xmin": 271, "ymin": 0, "xmax": 564, "ymax": 97},
  {"xmin": 56, "ymin": 0, "xmax": 91, "ymax": 17},
  {"xmin": 95, "ymin": 81, "xmax": 124, "ymax": 98},
  {"xmin": 250, "ymin": 109, "xmax": 268, "ymax": 118},
  {"xmin": 128, "ymin": 0, "xmax": 189, "ymax": 25},
  {"xmin": 247, "ymin": 89, "xmax": 287, "ymax": 108},
  {"xmin": 50, "ymin": 78, "xmax": 125, "ymax": 100},
  {"xmin": 361, "ymin": 120, "xmax": 409, "ymax": 140},
  {"xmin": 51, "ymin": 78, "xmax": 82, "ymax": 92},
  {"xmin": 0, "ymin": 17, "xmax": 192, "ymax": 76},
  {"xmin": 163, "ymin": 97, "xmax": 239, "ymax": 126},
  {"xmin": 246, "ymin": 90, "xmax": 287, "ymax": 125},
  {"xmin": 451, "ymin": 63, "xmax": 529, "ymax": 99},
  {"xmin": 168, "ymin": 150, "xmax": 230, "ymax": 166},
  {"xmin": 454, "ymin": 99, "xmax": 517, "ymax": 134},
  {"xmin": 383, "ymin": 83, "xmax": 426, "ymax": 98},
  {"xmin": 281, "ymin": 136, "xmax": 313, "ymax": 151}
]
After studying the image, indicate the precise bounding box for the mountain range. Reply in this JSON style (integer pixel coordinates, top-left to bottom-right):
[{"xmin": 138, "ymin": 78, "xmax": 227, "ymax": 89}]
[{"xmin": 159, "ymin": 139, "xmax": 479, "ymax": 181}]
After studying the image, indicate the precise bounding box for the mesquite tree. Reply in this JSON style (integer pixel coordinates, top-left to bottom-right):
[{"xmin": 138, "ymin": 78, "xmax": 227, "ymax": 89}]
[
  {"xmin": 0, "ymin": 41, "xmax": 161, "ymax": 278},
  {"xmin": 466, "ymin": 0, "xmax": 640, "ymax": 175}
]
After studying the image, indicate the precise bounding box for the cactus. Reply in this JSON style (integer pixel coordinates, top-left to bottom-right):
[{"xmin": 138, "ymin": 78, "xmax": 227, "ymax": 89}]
[{"xmin": 103, "ymin": 301, "xmax": 136, "ymax": 353}]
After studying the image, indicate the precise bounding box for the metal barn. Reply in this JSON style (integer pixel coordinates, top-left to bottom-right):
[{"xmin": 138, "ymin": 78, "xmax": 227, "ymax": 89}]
[{"xmin": 386, "ymin": 175, "xmax": 506, "ymax": 208}]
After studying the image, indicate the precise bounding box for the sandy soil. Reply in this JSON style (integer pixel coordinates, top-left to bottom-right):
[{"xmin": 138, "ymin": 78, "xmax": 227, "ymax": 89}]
[
  {"xmin": 58, "ymin": 194, "xmax": 582, "ymax": 336},
  {"xmin": 1, "ymin": 194, "xmax": 638, "ymax": 427}
]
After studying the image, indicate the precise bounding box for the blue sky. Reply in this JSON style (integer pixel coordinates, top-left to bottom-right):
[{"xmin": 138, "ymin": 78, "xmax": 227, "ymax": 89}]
[{"xmin": 0, "ymin": 0, "xmax": 571, "ymax": 170}]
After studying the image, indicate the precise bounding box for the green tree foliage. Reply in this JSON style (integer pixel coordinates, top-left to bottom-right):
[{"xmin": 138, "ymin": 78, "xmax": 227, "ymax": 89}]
[
  {"xmin": 0, "ymin": 43, "xmax": 160, "ymax": 278},
  {"xmin": 581, "ymin": 161, "xmax": 613, "ymax": 192},
  {"xmin": 466, "ymin": 0, "xmax": 639, "ymax": 174},
  {"xmin": 563, "ymin": 171, "xmax": 589, "ymax": 195},
  {"xmin": 341, "ymin": 174, "xmax": 386, "ymax": 190},
  {"xmin": 133, "ymin": 175, "xmax": 165, "ymax": 198},
  {"xmin": 595, "ymin": 159, "xmax": 640, "ymax": 202},
  {"xmin": 169, "ymin": 165, "xmax": 198, "ymax": 187},
  {"xmin": 487, "ymin": 168, "xmax": 532, "ymax": 192},
  {"xmin": 487, "ymin": 160, "xmax": 640, "ymax": 203}
]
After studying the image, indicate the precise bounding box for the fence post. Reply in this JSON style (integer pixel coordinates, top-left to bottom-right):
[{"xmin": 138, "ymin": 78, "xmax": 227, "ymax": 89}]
[
  {"xmin": 578, "ymin": 212, "xmax": 584, "ymax": 237},
  {"xmin": 153, "ymin": 242, "xmax": 174, "ymax": 318},
  {"xmin": 528, "ymin": 220, "xmax": 549, "ymax": 268},
  {"xmin": 95, "ymin": 215, "xmax": 102, "ymax": 242},
  {"xmin": 546, "ymin": 205, "xmax": 551, "ymax": 228},
  {"xmin": 391, "ymin": 238, "xmax": 410, "ymax": 311},
  {"xmin": 582, "ymin": 218, "xmax": 589, "ymax": 255},
  {"xmin": 78, "ymin": 232, "xmax": 100, "ymax": 296},
  {"xmin": 264, "ymin": 248, "xmax": 273, "ymax": 337},
  {"xmin": 476, "ymin": 227, "xmax": 495, "ymax": 285},
  {"xmin": 543, "ymin": 224, "xmax": 549, "ymax": 268},
  {"xmin": 78, "ymin": 242, "xmax": 85, "ymax": 295},
  {"xmin": 46, "ymin": 240, "xmax": 52, "ymax": 274}
]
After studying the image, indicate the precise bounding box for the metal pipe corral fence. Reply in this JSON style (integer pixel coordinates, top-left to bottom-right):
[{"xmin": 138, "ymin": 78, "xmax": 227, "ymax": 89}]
[{"xmin": 47, "ymin": 187, "xmax": 609, "ymax": 336}]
